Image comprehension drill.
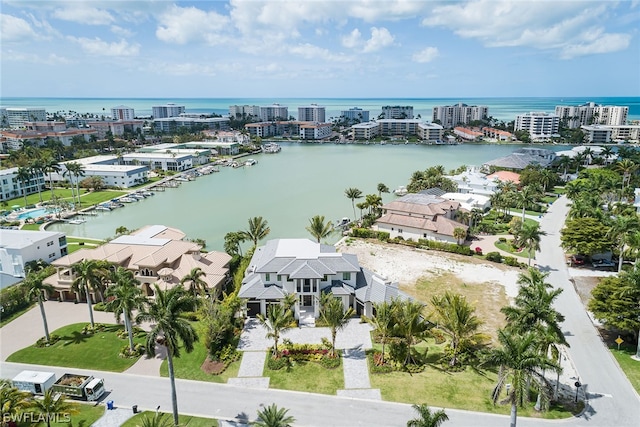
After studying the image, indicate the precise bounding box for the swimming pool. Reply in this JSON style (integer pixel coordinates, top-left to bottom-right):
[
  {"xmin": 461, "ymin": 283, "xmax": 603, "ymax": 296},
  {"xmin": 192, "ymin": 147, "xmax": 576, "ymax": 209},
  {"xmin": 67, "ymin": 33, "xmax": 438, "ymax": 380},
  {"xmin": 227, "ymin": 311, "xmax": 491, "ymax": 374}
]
[{"xmin": 17, "ymin": 207, "xmax": 58, "ymax": 220}]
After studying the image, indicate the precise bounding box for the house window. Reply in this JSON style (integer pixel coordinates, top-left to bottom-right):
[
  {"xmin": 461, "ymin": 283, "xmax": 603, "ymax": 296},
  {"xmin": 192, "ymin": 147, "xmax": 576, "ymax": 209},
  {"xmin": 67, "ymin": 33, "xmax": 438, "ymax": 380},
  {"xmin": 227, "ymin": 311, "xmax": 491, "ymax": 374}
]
[
  {"xmin": 47, "ymin": 241, "xmax": 53, "ymax": 246},
  {"xmin": 48, "ymin": 253, "xmax": 55, "ymax": 258},
  {"xmin": 391, "ymin": 227, "xmax": 394, "ymax": 231},
  {"xmin": 322, "ymin": 275, "xmax": 328, "ymax": 282},
  {"xmin": 140, "ymin": 268, "xmax": 153, "ymax": 277},
  {"xmin": 423, "ymin": 233, "xmax": 427, "ymax": 238},
  {"xmin": 277, "ymin": 275, "xmax": 282, "ymax": 281},
  {"xmin": 265, "ymin": 273, "xmax": 271, "ymax": 281},
  {"xmin": 342, "ymin": 272, "xmax": 351, "ymax": 281},
  {"xmin": 398, "ymin": 229, "xmax": 403, "ymax": 234}
]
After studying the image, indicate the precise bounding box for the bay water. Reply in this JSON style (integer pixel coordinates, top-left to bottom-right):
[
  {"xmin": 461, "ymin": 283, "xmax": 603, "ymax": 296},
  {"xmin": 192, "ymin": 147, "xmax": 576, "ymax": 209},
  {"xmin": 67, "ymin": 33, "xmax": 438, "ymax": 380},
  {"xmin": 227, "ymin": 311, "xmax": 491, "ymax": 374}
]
[{"xmin": 47, "ymin": 143, "xmax": 569, "ymax": 251}]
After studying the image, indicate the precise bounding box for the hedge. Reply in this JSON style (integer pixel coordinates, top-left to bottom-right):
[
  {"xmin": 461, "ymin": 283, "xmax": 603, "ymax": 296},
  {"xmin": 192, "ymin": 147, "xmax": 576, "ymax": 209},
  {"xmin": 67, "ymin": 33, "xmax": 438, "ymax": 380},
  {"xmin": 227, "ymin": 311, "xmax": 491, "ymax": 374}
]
[
  {"xmin": 0, "ymin": 283, "xmax": 30, "ymax": 319},
  {"xmin": 350, "ymin": 228, "xmax": 390, "ymax": 241},
  {"xmin": 417, "ymin": 239, "xmax": 474, "ymax": 256}
]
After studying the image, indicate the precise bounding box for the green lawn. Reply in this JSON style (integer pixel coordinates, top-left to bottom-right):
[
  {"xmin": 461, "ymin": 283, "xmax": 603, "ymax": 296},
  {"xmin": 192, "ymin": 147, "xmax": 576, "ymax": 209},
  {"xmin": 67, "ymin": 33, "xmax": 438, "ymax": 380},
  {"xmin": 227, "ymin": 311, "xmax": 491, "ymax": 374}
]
[
  {"xmin": 0, "ymin": 302, "xmax": 35, "ymax": 328},
  {"xmin": 552, "ymin": 186, "xmax": 566, "ymax": 195},
  {"xmin": 610, "ymin": 344, "xmax": 640, "ymax": 394},
  {"xmin": 159, "ymin": 324, "xmax": 241, "ymax": 383},
  {"xmin": 79, "ymin": 190, "xmax": 127, "ymax": 206},
  {"xmin": 20, "ymin": 223, "xmax": 42, "ymax": 231},
  {"xmin": 494, "ymin": 240, "xmax": 534, "ymax": 259},
  {"xmin": 369, "ymin": 340, "xmax": 575, "ymax": 419},
  {"xmin": 65, "ymin": 237, "xmax": 105, "ymax": 254},
  {"xmin": 264, "ymin": 355, "xmax": 344, "ymax": 395},
  {"xmin": 6, "ymin": 323, "xmax": 145, "ymax": 372},
  {"xmin": 5, "ymin": 189, "xmax": 126, "ymax": 209},
  {"xmin": 15, "ymin": 401, "xmax": 104, "ymax": 427},
  {"xmin": 122, "ymin": 411, "xmax": 218, "ymax": 427}
]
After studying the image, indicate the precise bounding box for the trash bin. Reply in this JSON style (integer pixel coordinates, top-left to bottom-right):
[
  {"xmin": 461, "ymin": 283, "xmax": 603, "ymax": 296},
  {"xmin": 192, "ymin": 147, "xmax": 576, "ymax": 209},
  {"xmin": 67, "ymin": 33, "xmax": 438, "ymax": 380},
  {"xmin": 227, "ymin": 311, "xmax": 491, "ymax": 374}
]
[
  {"xmin": 106, "ymin": 401, "xmax": 114, "ymax": 410},
  {"xmin": 132, "ymin": 405, "xmax": 138, "ymax": 414}
]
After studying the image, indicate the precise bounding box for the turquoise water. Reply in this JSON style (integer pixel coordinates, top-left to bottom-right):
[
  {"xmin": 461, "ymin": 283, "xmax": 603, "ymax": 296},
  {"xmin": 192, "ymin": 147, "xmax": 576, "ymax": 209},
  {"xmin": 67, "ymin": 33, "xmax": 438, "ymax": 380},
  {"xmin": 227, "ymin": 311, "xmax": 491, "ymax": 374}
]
[
  {"xmin": 46, "ymin": 143, "xmax": 570, "ymax": 251},
  {"xmin": 1, "ymin": 97, "xmax": 638, "ymax": 122},
  {"xmin": 17, "ymin": 207, "xmax": 57, "ymax": 220}
]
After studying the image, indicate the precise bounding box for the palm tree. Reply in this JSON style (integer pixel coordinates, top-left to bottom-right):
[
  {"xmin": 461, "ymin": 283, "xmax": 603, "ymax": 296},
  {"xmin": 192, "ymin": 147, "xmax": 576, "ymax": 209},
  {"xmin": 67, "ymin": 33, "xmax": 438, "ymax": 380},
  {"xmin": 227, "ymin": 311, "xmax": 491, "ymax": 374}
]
[
  {"xmin": 16, "ymin": 166, "xmax": 32, "ymax": 206},
  {"xmin": 305, "ymin": 215, "xmax": 334, "ymax": 243},
  {"xmin": 242, "ymin": 216, "xmax": 271, "ymax": 248},
  {"xmin": 319, "ymin": 293, "xmax": 355, "ymax": 357},
  {"xmin": 555, "ymin": 156, "xmax": 572, "ymax": 179},
  {"xmin": 0, "ymin": 379, "xmax": 31, "ymax": 423},
  {"xmin": 406, "ymin": 403, "xmax": 449, "ymax": 427},
  {"xmin": 365, "ymin": 193, "xmax": 383, "ymax": 217},
  {"xmin": 23, "ymin": 271, "xmax": 55, "ymax": 343},
  {"xmin": 42, "ymin": 157, "xmax": 60, "ymax": 202},
  {"xmin": 115, "ymin": 226, "xmax": 129, "ymax": 235},
  {"xmin": 344, "ymin": 187, "xmax": 363, "ymax": 221},
  {"xmin": 394, "ymin": 300, "xmax": 429, "ymax": 366},
  {"xmin": 72, "ymin": 259, "xmax": 108, "ymax": 327},
  {"xmin": 366, "ymin": 301, "xmax": 397, "ymax": 364},
  {"xmin": 62, "ymin": 166, "xmax": 76, "ymax": 204},
  {"xmin": 430, "ymin": 291, "xmax": 488, "ymax": 367},
  {"xmin": 252, "ymin": 403, "xmax": 295, "ymax": 427},
  {"xmin": 515, "ymin": 185, "xmax": 538, "ymax": 222},
  {"xmin": 257, "ymin": 304, "xmax": 293, "ymax": 358},
  {"xmin": 377, "ymin": 182, "xmax": 390, "ymax": 197},
  {"xmin": 29, "ymin": 389, "xmax": 79, "ymax": 427},
  {"xmin": 29, "ymin": 158, "xmax": 45, "ymax": 203},
  {"xmin": 614, "ymin": 159, "xmax": 637, "ymax": 191},
  {"xmin": 104, "ymin": 267, "xmax": 146, "ymax": 352},
  {"xmin": 485, "ymin": 330, "xmax": 560, "ymax": 427},
  {"xmin": 138, "ymin": 412, "xmax": 175, "ymax": 427},
  {"xmin": 452, "ymin": 227, "xmax": 467, "ymax": 245},
  {"xmin": 180, "ymin": 267, "xmax": 209, "ymax": 297},
  {"xmin": 514, "ymin": 222, "xmax": 546, "ymax": 266},
  {"xmin": 608, "ymin": 214, "xmax": 640, "ymax": 272},
  {"xmin": 600, "ymin": 146, "xmax": 615, "ymax": 165},
  {"xmin": 137, "ymin": 285, "xmax": 198, "ymax": 427},
  {"xmin": 65, "ymin": 162, "xmax": 85, "ymax": 207}
]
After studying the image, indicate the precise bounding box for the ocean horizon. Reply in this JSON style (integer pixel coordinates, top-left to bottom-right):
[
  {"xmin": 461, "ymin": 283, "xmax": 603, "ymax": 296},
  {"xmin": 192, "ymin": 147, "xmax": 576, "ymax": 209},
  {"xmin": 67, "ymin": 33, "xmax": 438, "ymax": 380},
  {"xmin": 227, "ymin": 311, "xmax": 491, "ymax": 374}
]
[{"xmin": 1, "ymin": 96, "xmax": 639, "ymax": 122}]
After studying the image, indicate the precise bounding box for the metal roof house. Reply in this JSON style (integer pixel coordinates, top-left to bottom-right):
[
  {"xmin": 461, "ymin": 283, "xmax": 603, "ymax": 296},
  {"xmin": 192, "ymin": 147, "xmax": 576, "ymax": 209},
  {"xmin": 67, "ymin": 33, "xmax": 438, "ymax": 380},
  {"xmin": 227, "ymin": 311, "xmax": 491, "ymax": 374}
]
[{"xmin": 238, "ymin": 239, "xmax": 408, "ymax": 325}]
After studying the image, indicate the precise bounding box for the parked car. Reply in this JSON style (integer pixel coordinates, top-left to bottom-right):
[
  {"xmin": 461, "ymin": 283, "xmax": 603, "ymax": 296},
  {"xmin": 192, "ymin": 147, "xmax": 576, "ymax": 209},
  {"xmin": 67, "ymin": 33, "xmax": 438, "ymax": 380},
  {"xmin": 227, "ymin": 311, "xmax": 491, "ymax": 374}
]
[
  {"xmin": 570, "ymin": 255, "xmax": 586, "ymax": 266},
  {"xmin": 592, "ymin": 259, "xmax": 616, "ymax": 270}
]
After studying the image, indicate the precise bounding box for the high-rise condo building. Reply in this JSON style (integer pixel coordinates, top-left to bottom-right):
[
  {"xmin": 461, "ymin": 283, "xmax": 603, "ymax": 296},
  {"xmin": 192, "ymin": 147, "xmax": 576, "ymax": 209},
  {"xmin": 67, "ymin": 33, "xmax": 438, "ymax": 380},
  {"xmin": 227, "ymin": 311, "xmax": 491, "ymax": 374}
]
[
  {"xmin": 432, "ymin": 103, "xmax": 489, "ymax": 128},
  {"xmin": 515, "ymin": 112, "xmax": 560, "ymax": 140},
  {"xmin": 111, "ymin": 105, "xmax": 135, "ymax": 121},
  {"xmin": 381, "ymin": 105, "xmax": 414, "ymax": 119},
  {"xmin": 554, "ymin": 102, "xmax": 629, "ymax": 128},
  {"xmin": 2, "ymin": 107, "xmax": 46, "ymax": 128},
  {"xmin": 297, "ymin": 104, "xmax": 326, "ymax": 122},
  {"xmin": 260, "ymin": 104, "xmax": 289, "ymax": 121},
  {"xmin": 340, "ymin": 107, "xmax": 370, "ymax": 123},
  {"xmin": 152, "ymin": 103, "xmax": 185, "ymax": 119},
  {"xmin": 229, "ymin": 105, "xmax": 261, "ymax": 118}
]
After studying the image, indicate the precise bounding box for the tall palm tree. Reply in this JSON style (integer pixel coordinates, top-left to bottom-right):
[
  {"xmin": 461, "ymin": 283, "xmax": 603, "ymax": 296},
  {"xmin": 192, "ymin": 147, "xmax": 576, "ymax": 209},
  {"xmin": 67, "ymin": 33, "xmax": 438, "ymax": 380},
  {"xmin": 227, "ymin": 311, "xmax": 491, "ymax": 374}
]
[
  {"xmin": 430, "ymin": 291, "xmax": 488, "ymax": 367},
  {"xmin": 614, "ymin": 159, "xmax": 637, "ymax": 191},
  {"xmin": 394, "ymin": 300, "xmax": 429, "ymax": 366},
  {"xmin": 344, "ymin": 187, "xmax": 363, "ymax": 221},
  {"xmin": 72, "ymin": 259, "xmax": 105, "ymax": 327},
  {"xmin": 514, "ymin": 222, "xmax": 546, "ymax": 266},
  {"xmin": 252, "ymin": 403, "xmax": 295, "ymax": 427},
  {"xmin": 515, "ymin": 185, "xmax": 538, "ymax": 222},
  {"xmin": 23, "ymin": 271, "xmax": 55, "ymax": 343},
  {"xmin": 42, "ymin": 157, "xmax": 60, "ymax": 202},
  {"xmin": 104, "ymin": 267, "xmax": 147, "ymax": 352},
  {"xmin": 377, "ymin": 182, "xmax": 390, "ymax": 197},
  {"xmin": 180, "ymin": 267, "xmax": 209, "ymax": 297},
  {"xmin": 0, "ymin": 379, "xmax": 31, "ymax": 423},
  {"xmin": 242, "ymin": 216, "xmax": 270, "ymax": 248},
  {"xmin": 305, "ymin": 215, "xmax": 334, "ymax": 243},
  {"xmin": 600, "ymin": 146, "xmax": 615, "ymax": 165},
  {"xmin": 485, "ymin": 330, "xmax": 560, "ymax": 427},
  {"xmin": 62, "ymin": 166, "xmax": 76, "ymax": 205},
  {"xmin": 406, "ymin": 403, "xmax": 449, "ymax": 427},
  {"xmin": 65, "ymin": 162, "xmax": 85, "ymax": 207},
  {"xmin": 319, "ymin": 293, "xmax": 355, "ymax": 357},
  {"xmin": 29, "ymin": 389, "xmax": 79, "ymax": 427},
  {"xmin": 257, "ymin": 304, "xmax": 293, "ymax": 358},
  {"xmin": 29, "ymin": 158, "xmax": 45, "ymax": 204},
  {"xmin": 137, "ymin": 285, "xmax": 198, "ymax": 427},
  {"xmin": 608, "ymin": 214, "xmax": 640, "ymax": 272},
  {"xmin": 16, "ymin": 166, "xmax": 32, "ymax": 206},
  {"xmin": 366, "ymin": 301, "xmax": 397, "ymax": 364}
]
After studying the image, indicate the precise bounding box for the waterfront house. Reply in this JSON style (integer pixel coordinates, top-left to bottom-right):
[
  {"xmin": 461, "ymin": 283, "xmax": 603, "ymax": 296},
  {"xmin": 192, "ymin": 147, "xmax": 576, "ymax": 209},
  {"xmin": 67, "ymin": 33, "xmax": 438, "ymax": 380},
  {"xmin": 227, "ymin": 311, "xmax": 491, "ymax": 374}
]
[
  {"xmin": 373, "ymin": 193, "xmax": 468, "ymax": 243},
  {"xmin": 0, "ymin": 230, "xmax": 68, "ymax": 279},
  {"xmin": 43, "ymin": 225, "xmax": 231, "ymax": 302},
  {"xmin": 446, "ymin": 166, "xmax": 498, "ymax": 197},
  {"xmin": 238, "ymin": 239, "xmax": 408, "ymax": 324}
]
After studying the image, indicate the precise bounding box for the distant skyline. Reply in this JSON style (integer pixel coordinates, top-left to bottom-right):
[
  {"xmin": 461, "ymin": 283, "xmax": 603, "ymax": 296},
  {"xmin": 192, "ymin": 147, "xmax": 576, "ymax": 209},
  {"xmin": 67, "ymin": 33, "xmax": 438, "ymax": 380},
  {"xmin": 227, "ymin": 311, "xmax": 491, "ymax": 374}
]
[{"xmin": 1, "ymin": 1, "xmax": 639, "ymax": 98}]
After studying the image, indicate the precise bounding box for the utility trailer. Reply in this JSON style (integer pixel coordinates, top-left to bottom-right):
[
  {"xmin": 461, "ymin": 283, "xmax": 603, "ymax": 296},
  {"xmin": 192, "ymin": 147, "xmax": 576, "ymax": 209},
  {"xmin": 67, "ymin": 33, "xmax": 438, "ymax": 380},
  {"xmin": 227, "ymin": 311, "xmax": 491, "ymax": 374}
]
[
  {"xmin": 11, "ymin": 370, "xmax": 56, "ymax": 395},
  {"xmin": 12, "ymin": 371, "xmax": 105, "ymax": 402}
]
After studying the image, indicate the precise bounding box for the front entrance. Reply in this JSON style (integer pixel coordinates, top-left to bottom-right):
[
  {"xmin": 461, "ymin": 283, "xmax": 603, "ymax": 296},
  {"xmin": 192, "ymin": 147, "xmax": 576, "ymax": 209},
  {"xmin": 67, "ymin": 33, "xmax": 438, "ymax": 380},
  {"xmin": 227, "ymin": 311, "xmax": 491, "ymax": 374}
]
[{"xmin": 301, "ymin": 295, "xmax": 313, "ymax": 307}]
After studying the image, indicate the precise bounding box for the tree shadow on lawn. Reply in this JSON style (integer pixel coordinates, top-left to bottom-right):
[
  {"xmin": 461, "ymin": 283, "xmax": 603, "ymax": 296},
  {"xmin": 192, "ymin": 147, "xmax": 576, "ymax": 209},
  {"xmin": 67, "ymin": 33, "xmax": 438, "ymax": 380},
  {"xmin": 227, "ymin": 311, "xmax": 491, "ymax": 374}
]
[{"xmin": 61, "ymin": 331, "xmax": 91, "ymax": 346}]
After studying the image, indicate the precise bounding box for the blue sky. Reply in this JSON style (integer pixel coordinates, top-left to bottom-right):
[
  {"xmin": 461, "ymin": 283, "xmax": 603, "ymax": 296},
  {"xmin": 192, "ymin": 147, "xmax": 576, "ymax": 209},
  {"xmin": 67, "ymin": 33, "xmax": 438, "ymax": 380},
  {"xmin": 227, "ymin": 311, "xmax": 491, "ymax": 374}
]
[{"xmin": 1, "ymin": 0, "xmax": 639, "ymax": 98}]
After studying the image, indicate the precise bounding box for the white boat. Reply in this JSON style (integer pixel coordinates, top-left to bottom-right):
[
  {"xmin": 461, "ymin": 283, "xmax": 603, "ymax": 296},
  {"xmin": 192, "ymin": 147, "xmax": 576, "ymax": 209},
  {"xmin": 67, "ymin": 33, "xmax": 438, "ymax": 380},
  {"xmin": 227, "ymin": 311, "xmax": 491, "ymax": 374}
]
[
  {"xmin": 120, "ymin": 197, "xmax": 137, "ymax": 203},
  {"xmin": 174, "ymin": 176, "xmax": 189, "ymax": 182},
  {"xmin": 68, "ymin": 219, "xmax": 86, "ymax": 224},
  {"xmin": 394, "ymin": 186, "xmax": 408, "ymax": 196},
  {"xmin": 245, "ymin": 159, "xmax": 258, "ymax": 166},
  {"xmin": 335, "ymin": 217, "xmax": 351, "ymax": 228},
  {"xmin": 94, "ymin": 206, "xmax": 111, "ymax": 211}
]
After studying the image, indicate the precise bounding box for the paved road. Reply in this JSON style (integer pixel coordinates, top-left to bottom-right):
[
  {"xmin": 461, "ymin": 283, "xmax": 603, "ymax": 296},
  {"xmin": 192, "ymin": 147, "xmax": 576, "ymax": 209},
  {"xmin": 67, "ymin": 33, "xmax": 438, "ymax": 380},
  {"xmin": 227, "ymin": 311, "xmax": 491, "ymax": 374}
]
[{"xmin": 536, "ymin": 196, "xmax": 640, "ymax": 426}]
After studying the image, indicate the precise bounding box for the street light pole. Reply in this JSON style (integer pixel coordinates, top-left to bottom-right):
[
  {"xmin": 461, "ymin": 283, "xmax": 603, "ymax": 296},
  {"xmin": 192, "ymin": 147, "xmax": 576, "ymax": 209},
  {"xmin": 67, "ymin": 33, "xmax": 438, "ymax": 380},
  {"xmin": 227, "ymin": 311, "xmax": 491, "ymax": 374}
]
[{"xmin": 574, "ymin": 380, "xmax": 582, "ymax": 403}]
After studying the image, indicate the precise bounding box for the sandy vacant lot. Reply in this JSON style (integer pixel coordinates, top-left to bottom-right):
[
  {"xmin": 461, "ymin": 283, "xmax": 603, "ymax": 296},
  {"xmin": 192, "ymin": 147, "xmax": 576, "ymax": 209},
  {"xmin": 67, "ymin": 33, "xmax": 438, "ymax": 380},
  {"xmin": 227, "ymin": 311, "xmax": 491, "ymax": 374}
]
[{"xmin": 336, "ymin": 239, "xmax": 521, "ymax": 299}]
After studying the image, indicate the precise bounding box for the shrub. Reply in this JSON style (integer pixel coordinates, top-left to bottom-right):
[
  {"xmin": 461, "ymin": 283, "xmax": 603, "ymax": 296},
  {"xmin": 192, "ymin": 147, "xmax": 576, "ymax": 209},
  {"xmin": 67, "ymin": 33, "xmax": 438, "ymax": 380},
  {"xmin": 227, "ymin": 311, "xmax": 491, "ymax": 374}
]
[
  {"xmin": 35, "ymin": 334, "xmax": 60, "ymax": 348},
  {"xmin": 504, "ymin": 256, "xmax": 519, "ymax": 267},
  {"xmin": 416, "ymin": 239, "xmax": 474, "ymax": 256},
  {"xmin": 403, "ymin": 363, "xmax": 425, "ymax": 374},
  {"xmin": 498, "ymin": 237, "xmax": 507, "ymax": 243},
  {"xmin": 474, "ymin": 247, "xmax": 483, "ymax": 255},
  {"xmin": 266, "ymin": 356, "xmax": 290, "ymax": 371},
  {"xmin": 368, "ymin": 352, "xmax": 393, "ymax": 374},
  {"xmin": 485, "ymin": 251, "xmax": 503, "ymax": 263},
  {"xmin": 119, "ymin": 343, "xmax": 145, "ymax": 359},
  {"xmin": 320, "ymin": 356, "xmax": 341, "ymax": 369},
  {"xmin": 93, "ymin": 302, "xmax": 108, "ymax": 312},
  {"xmin": 0, "ymin": 284, "xmax": 31, "ymax": 318},
  {"xmin": 179, "ymin": 311, "xmax": 199, "ymax": 321}
]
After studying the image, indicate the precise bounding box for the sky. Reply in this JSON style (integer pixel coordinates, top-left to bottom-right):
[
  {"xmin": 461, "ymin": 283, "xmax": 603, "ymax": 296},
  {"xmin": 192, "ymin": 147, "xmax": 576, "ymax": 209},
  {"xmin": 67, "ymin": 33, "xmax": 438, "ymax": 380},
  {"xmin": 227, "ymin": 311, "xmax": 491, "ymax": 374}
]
[{"xmin": 1, "ymin": 0, "xmax": 639, "ymax": 98}]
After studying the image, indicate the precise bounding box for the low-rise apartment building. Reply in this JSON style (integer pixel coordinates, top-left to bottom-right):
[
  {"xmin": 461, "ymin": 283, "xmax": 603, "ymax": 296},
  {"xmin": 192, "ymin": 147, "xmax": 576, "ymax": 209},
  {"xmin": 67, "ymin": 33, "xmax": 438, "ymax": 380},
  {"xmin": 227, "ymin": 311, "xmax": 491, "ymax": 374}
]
[
  {"xmin": 299, "ymin": 123, "xmax": 332, "ymax": 140},
  {"xmin": 122, "ymin": 152, "xmax": 193, "ymax": 172},
  {"xmin": 0, "ymin": 230, "xmax": 68, "ymax": 279},
  {"xmin": 0, "ymin": 167, "xmax": 46, "ymax": 202}
]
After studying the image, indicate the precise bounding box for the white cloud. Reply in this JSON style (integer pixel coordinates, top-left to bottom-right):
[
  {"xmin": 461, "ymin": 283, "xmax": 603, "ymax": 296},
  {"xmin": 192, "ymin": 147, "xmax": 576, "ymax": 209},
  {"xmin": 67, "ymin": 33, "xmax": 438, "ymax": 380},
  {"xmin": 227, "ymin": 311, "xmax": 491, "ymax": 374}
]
[
  {"xmin": 164, "ymin": 63, "xmax": 217, "ymax": 76},
  {"xmin": 347, "ymin": 1, "xmax": 428, "ymax": 22},
  {"xmin": 68, "ymin": 37, "xmax": 140, "ymax": 57},
  {"xmin": 111, "ymin": 25, "xmax": 134, "ymax": 38},
  {"xmin": 342, "ymin": 29, "xmax": 362, "ymax": 49},
  {"xmin": 288, "ymin": 43, "xmax": 349, "ymax": 62},
  {"xmin": 52, "ymin": 5, "xmax": 114, "ymax": 25},
  {"xmin": 1, "ymin": 14, "xmax": 38, "ymax": 42},
  {"xmin": 2, "ymin": 50, "xmax": 71, "ymax": 65},
  {"xmin": 363, "ymin": 27, "xmax": 395, "ymax": 52},
  {"xmin": 412, "ymin": 46, "xmax": 439, "ymax": 63},
  {"xmin": 422, "ymin": 0, "xmax": 631, "ymax": 58},
  {"xmin": 156, "ymin": 4, "xmax": 229, "ymax": 45}
]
